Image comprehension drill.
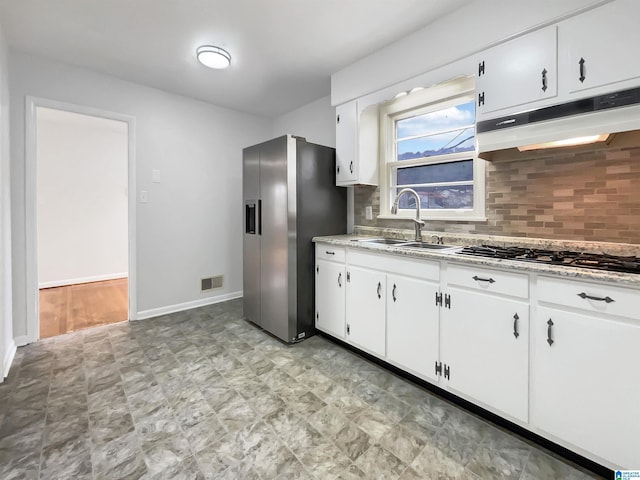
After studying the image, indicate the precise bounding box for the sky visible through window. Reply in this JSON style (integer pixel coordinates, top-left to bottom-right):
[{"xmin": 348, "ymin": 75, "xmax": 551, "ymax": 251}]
[{"xmin": 396, "ymin": 101, "xmax": 475, "ymax": 160}]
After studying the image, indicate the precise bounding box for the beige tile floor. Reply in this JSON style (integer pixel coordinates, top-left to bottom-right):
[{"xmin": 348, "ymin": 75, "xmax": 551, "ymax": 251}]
[{"xmin": 0, "ymin": 299, "xmax": 604, "ymax": 479}]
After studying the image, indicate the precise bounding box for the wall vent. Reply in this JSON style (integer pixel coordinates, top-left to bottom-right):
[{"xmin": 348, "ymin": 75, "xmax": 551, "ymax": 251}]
[{"xmin": 201, "ymin": 275, "xmax": 223, "ymax": 292}]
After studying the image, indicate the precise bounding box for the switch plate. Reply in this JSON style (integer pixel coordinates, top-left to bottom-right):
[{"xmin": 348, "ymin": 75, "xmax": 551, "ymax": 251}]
[
  {"xmin": 140, "ymin": 190, "xmax": 148, "ymax": 203},
  {"xmin": 365, "ymin": 205, "xmax": 373, "ymax": 220},
  {"xmin": 152, "ymin": 169, "xmax": 161, "ymax": 183}
]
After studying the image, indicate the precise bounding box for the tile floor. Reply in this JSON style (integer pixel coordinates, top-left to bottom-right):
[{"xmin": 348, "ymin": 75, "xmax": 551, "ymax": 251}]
[{"xmin": 0, "ymin": 299, "xmax": 603, "ymax": 479}]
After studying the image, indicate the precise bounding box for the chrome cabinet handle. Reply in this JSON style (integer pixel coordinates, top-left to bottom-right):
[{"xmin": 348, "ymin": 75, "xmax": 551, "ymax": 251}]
[
  {"xmin": 579, "ymin": 57, "xmax": 586, "ymax": 83},
  {"xmin": 513, "ymin": 313, "xmax": 519, "ymax": 339},
  {"xmin": 349, "ymin": 161, "xmax": 353, "ymax": 174},
  {"xmin": 541, "ymin": 68, "xmax": 548, "ymax": 92},
  {"xmin": 377, "ymin": 282, "xmax": 382, "ymax": 299},
  {"xmin": 337, "ymin": 272, "xmax": 342, "ymax": 287},
  {"xmin": 392, "ymin": 284, "xmax": 397, "ymax": 302},
  {"xmin": 577, "ymin": 292, "xmax": 614, "ymax": 303},
  {"xmin": 547, "ymin": 319, "xmax": 554, "ymax": 346},
  {"xmin": 325, "ymin": 251, "xmax": 335, "ymax": 256}
]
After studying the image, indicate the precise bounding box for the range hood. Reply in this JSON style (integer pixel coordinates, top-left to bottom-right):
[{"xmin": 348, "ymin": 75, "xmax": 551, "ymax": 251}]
[{"xmin": 476, "ymin": 86, "xmax": 640, "ymax": 159}]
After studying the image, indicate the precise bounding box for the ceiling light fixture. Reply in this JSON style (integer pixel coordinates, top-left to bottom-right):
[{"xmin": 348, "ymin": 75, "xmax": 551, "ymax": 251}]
[
  {"xmin": 196, "ymin": 45, "xmax": 231, "ymax": 69},
  {"xmin": 517, "ymin": 134, "xmax": 611, "ymax": 152}
]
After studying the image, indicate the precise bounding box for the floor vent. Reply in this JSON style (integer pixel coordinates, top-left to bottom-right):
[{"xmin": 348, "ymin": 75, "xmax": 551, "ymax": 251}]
[{"xmin": 201, "ymin": 275, "xmax": 223, "ymax": 291}]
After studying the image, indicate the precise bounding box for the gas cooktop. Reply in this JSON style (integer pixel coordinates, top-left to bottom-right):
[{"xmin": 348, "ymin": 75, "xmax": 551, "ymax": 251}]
[{"xmin": 458, "ymin": 245, "xmax": 640, "ymax": 274}]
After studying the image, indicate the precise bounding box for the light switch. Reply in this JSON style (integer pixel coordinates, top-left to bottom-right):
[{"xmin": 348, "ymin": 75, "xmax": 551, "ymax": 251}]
[
  {"xmin": 140, "ymin": 190, "xmax": 148, "ymax": 203},
  {"xmin": 365, "ymin": 205, "xmax": 373, "ymax": 220},
  {"xmin": 152, "ymin": 169, "xmax": 161, "ymax": 183}
]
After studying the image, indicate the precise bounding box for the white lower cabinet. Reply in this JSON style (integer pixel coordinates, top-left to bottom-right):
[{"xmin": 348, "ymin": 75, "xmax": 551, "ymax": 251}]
[
  {"xmin": 345, "ymin": 265, "xmax": 386, "ymax": 356},
  {"xmin": 441, "ymin": 288, "xmax": 529, "ymax": 422},
  {"xmin": 314, "ymin": 242, "xmax": 640, "ymax": 470},
  {"xmin": 386, "ymin": 273, "xmax": 440, "ymax": 382},
  {"xmin": 532, "ymin": 277, "xmax": 640, "ymax": 469},
  {"xmin": 315, "ymin": 259, "xmax": 346, "ymax": 339}
]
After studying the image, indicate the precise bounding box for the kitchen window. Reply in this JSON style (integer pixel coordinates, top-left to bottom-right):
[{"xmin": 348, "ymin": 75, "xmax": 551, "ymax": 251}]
[{"xmin": 378, "ymin": 76, "xmax": 486, "ymax": 221}]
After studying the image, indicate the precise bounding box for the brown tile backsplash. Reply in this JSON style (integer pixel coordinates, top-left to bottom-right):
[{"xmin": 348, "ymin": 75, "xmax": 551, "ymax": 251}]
[{"xmin": 354, "ymin": 140, "xmax": 640, "ymax": 244}]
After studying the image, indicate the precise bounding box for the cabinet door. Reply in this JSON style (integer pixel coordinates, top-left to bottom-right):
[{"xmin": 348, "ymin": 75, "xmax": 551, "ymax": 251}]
[
  {"xmin": 315, "ymin": 259, "xmax": 346, "ymax": 339},
  {"xmin": 386, "ymin": 274, "xmax": 439, "ymax": 382},
  {"xmin": 560, "ymin": 0, "xmax": 640, "ymax": 96},
  {"xmin": 532, "ymin": 307, "xmax": 640, "ymax": 469},
  {"xmin": 441, "ymin": 289, "xmax": 529, "ymax": 422},
  {"xmin": 335, "ymin": 101, "xmax": 357, "ymax": 184},
  {"xmin": 476, "ymin": 26, "xmax": 557, "ymax": 116},
  {"xmin": 345, "ymin": 266, "xmax": 386, "ymax": 356}
]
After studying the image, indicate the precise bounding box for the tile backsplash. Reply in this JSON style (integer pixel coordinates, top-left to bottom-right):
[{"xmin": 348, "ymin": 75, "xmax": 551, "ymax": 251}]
[{"xmin": 354, "ymin": 138, "xmax": 640, "ymax": 244}]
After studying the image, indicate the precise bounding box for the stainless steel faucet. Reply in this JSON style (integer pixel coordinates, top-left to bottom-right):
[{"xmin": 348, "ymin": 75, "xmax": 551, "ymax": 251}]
[{"xmin": 391, "ymin": 188, "xmax": 426, "ymax": 242}]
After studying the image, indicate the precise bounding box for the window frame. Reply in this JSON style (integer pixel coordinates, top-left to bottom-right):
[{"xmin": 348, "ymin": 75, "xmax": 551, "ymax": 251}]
[{"xmin": 378, "ymin": 76, "xmax": 486, "ymax": 222}]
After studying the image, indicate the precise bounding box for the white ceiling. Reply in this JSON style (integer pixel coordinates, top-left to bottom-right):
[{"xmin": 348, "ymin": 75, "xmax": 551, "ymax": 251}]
[{"xmin": 0, "ymin": 0, "xmax": 474, "ymax": 117}]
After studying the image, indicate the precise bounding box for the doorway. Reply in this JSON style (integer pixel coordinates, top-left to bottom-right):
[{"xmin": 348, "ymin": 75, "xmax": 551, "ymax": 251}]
[
  {"xmin": 25, "ymin": 99, "xmax": 137, "ymax": 343},
  {"xmin": 37, "ymin": 107, "xmax": 128, "ymax": 338}
]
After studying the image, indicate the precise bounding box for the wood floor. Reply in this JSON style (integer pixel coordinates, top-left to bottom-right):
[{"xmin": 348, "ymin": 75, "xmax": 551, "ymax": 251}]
[{"xmin": 39, "ymin": 278, "xmax": 128, "ymax": 339}]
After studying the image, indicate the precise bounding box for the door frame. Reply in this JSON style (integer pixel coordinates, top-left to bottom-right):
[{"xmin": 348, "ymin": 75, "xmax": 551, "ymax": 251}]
[{"xmin": 24, "ymin": 96, "xmax": 137, "ymax": 343}]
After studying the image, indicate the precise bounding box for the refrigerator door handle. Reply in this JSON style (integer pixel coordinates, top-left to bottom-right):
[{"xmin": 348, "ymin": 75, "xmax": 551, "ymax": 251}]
[
  {"xmin": 258, "ymin": 199, "xmax": 262, "ymax": 235},
  {"xmin": 245, "ymin": 201, "xmax": 256, "ymax": 234}
]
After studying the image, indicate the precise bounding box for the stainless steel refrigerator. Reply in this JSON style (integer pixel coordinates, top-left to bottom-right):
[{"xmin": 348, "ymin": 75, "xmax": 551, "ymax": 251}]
[{"xmin": 243, "ymin": 135, "xmax": 346, "ymax": 343}]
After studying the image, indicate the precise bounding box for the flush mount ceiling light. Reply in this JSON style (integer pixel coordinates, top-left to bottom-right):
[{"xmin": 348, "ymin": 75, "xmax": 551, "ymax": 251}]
[
  {"xmin": 517, "ymin": 134, "xmax": 611, "ymax": 152},
  {"xmin": 196, "ymin": 45, "xmax": 231, "ymax": 69}
]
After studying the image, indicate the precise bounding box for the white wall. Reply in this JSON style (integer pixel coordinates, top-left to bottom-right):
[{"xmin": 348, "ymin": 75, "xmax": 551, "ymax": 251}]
[
  {"xmin": 0, "ymin": 24, "xmax": 15, "ymax": 380},
  {"xmin": 271, "ymin": 95, "xmax": 336, "ymax": 148},
  {"xmin": 10, "ymin": 52, "xmax": 272, "ymax": 339},
  {"xmin": 37, "ymin": 108, "xmax": 128, "ymax": 287},
  {"xmin": 331, "ymin": 0, "xmax": 607, "ymax": 105}
]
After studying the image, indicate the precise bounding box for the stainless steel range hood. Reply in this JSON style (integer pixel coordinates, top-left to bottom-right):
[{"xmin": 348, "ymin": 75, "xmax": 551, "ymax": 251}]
[{"xmin": 476, "ymin": 86, "xmax": 640, "ymax": 158}]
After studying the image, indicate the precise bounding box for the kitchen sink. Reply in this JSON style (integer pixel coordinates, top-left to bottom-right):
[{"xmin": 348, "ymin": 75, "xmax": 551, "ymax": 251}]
[
  {"xmin": 353, "ymin": 238, "xmax": 459, "ymax": 252},
  {"xmin": 355, "ymin": 238, "xmax": 409, "ymax": 245},
  {"xmin": 401, "ymin": 242, "xmax": 457, "ymax": 250}
]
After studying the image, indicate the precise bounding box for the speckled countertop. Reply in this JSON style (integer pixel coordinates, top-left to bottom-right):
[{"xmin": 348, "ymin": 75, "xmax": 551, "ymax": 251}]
[{"xmin": 313, "ymin": 227, "xmax": 640, "ymax": 288}]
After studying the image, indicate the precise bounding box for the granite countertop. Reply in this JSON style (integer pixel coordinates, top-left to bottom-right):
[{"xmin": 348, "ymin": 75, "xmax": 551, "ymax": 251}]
[{"xmin": 313, "ymin": 231, "xmax": 640, "ymax": 288}]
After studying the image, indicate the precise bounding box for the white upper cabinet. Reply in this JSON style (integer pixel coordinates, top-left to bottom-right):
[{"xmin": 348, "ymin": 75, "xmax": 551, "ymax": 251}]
[
  {"xmin": 335, "ymin": 101, "xmax": 378, "ymax": 186},
  {"xmin": 476, "ymin": 26, "xmax": 558, "ymax": 118},
  {"xmin": 476, "ymin": 1, "xmax": 640, "ymax": 121},
  {"xmin": 335, "ymin": 101, "xmax": 358, "ymax": 184},
  {"xmin": 559, "ymin": 0, "xmax": 640, "ymax": 97}
]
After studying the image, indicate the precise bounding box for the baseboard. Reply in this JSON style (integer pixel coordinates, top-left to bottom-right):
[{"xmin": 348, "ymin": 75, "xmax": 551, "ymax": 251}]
[
  {"xmin": 39, "ymin": 273, "xmax": 128, "ymax": 289},
  {"xmin": 135, "ymin": 290, "xmax": 242, "ymax": 320},
  {"xmin": 13, "ymin": 335, "xmax": 32, "ymax": 347},
  {"xmin": 2, "ymin": 339, "xmax": 17, "ymax": 381}
]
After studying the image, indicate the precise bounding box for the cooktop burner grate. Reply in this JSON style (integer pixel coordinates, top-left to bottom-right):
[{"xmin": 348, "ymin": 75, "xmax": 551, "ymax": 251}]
[{"xmin": 458, "ymin": 245, "xmax": 640, "ymax": 274}]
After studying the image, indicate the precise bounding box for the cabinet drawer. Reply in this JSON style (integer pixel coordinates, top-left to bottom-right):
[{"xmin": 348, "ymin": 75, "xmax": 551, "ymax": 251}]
[
  {"xmin": 316, "ymin": 244, "xmax": 345, "ymax": 262},
  {"xmin": 347, "ymin": 250, "xmax": 439, "ymax": 281},
  {"xmin": 447, "ymin": 263, "xmax": 529, "ymax": 299},
  {"xmin": 537, "ymin": 276, "xmax": 638, "ymax": 320}
]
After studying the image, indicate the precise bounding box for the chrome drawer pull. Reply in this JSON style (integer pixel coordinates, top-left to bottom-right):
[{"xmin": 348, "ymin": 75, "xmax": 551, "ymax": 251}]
[
  {"xmin": 325, "ymin": 251, "xmax": 335, "ymax": 256},
  {"xmin": 577, "ymin": 292, "xmax": 614, "ymax": 303}
]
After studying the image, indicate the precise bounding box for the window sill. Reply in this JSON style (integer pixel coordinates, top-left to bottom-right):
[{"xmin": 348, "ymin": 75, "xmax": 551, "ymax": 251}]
[{"xmin": 376, "ymin": 214, "xmax": 488, "ymax": 223}]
